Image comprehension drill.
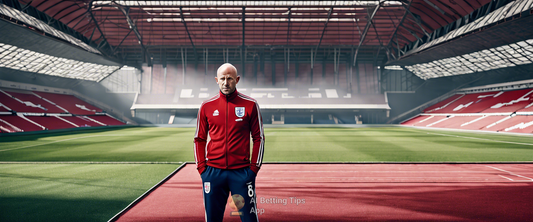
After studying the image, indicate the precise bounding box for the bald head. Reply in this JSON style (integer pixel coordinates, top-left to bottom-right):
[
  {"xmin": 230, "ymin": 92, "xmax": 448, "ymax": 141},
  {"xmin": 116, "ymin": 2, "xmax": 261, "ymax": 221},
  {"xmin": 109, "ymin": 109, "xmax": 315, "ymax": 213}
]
[
  {"xmin": 217, "ymin": 63, "xmax": 238, "ymax": 77},
  {"xmin": 216, "ymin": 63, "xmax": 240, "ymax": 95}
]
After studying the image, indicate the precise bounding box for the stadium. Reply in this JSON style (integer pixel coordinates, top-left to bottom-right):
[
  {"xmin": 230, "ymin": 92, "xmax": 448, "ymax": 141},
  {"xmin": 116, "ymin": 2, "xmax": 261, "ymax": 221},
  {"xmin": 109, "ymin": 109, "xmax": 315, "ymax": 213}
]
[{"xmin": 0, "ymin": 0, "xmax": 532, "ymax": 221}]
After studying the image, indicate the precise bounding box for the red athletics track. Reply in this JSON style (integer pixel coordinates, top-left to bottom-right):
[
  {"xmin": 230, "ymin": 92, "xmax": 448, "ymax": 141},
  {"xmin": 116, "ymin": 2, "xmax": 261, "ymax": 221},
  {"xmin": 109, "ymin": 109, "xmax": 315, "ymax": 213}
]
[{"xmin": 113, "ymin": 164, "xmax": 533, "ymax": 222}]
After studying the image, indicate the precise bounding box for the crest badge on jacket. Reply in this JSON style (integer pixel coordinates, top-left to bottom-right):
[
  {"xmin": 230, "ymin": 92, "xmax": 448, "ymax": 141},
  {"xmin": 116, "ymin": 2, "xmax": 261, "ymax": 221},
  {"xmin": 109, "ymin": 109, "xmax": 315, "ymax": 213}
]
[{"xmin": 235, "ymin": 107, "xmax": 245, "ymax": 117}]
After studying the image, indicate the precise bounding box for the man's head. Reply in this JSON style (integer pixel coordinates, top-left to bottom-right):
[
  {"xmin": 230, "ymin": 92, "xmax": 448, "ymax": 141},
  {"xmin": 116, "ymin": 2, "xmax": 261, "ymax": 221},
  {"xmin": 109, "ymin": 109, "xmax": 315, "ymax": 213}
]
[{"xmin": 216, "ymin": 63, "xmax": 240, "ymax": 95}]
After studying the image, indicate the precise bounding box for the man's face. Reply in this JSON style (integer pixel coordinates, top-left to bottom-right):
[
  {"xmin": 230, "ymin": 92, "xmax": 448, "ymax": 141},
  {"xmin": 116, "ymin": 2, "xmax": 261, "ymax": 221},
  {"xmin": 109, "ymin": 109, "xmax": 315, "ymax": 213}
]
[{"xmin": 216, "ymin": 66, "xmax": 239, "ymax": 95}]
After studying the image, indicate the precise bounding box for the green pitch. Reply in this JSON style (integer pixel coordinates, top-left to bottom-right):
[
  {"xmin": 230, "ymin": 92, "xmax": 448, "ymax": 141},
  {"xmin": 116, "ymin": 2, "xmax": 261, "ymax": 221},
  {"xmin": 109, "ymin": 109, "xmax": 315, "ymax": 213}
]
[
  {"xmin": 0, "ymin": 163, "xmax": 178, "ymax": 222},
  {"xmin": 1, "ymin": 126, "xmax": 532, "ymax": 221}
]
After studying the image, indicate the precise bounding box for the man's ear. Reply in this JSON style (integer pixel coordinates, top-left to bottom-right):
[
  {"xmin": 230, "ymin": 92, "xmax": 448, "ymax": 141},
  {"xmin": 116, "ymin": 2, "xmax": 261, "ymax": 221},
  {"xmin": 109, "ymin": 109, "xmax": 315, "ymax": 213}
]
[
  {"xmin": 215, "ymin": 76, "xmax": 218, "ymax": 83},
  {"xmin": 236, "ymin": 76, "xmax": 240, "ymax": 84}
]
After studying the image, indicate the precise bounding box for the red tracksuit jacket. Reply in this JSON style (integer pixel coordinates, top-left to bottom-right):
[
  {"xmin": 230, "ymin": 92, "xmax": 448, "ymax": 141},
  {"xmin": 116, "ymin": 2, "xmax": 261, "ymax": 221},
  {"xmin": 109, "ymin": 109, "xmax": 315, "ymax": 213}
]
[{"xmin": 194, "ymin": 89, "xmax": 265, "ymax": 175}]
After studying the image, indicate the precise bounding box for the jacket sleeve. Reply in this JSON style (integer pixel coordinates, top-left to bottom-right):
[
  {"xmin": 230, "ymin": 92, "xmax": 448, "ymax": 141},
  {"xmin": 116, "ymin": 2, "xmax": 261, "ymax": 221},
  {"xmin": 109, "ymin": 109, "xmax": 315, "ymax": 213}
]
[
  {"xmin": 194, "ymin": 103, "xmax": 208, "ymax": 175},
  {"xmin": 249, "ymin": 101, "xmax": 265, "ymax": 174}
]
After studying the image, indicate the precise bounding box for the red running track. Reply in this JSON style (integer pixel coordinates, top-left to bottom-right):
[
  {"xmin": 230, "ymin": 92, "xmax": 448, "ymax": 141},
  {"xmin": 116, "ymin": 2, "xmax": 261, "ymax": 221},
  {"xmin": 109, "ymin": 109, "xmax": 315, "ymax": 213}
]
[{"xmin": 114, "ymin": 164, "xmax": 533, "ymax": 222}]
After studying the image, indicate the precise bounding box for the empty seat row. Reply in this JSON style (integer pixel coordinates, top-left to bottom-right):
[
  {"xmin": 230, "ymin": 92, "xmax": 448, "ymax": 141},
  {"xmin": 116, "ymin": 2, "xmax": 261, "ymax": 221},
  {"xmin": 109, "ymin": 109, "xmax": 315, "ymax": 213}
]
[
  {"xmin": 403, "ymin": 88, "xmax": 533, "ymax": 134},
  {"xmin": 424, "ymin": 88, "xmax": 533, "ymax": 114},
  {"xmin": 0, "ymin": 89, "xmax": 102, "ymax": 115},
  {"xmin": 0, "ymin": 114, "xmax": 125, "ymax": 133},
  {"xmin": 402, "ymin": 114, "xmax": 533, "ymax": 133}
]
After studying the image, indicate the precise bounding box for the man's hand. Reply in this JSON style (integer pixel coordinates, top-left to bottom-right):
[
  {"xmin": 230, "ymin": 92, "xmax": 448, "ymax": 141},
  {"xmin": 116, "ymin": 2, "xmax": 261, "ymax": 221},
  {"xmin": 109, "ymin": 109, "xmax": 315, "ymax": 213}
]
[
  {"xmin": 250, "ymin": 165, "xmax": 260, "ymax": 175},
  {"xmin": 198, "ymin": 165, "xmax": 207, "ymax": 175}
]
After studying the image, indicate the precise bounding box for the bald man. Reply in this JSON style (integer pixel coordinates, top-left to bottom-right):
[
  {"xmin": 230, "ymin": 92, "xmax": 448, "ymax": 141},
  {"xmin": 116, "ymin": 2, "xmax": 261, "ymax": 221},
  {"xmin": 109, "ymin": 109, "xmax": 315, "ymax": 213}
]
[{"xmin": 194, "ymin": 63, "xmax": 265, "ymax": 222}]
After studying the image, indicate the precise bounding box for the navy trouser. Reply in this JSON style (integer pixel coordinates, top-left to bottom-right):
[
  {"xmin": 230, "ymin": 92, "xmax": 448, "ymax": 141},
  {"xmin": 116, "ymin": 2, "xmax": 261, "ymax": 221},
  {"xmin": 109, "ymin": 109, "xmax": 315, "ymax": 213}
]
[{"xmin": 201, "ymin": 166, "xmax": 258, "ymax": 222}]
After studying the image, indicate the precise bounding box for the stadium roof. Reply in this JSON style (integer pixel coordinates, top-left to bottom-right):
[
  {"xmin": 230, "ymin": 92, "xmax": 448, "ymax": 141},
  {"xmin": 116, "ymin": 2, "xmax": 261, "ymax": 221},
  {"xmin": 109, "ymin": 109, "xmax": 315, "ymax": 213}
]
[
  {"xmin": 0, "ymin": 43, "xmax": 120, "ymax": 81},
  {"xmin": 13, "ymin": 0, "xmax": 492, "ymax": 62},
  {"xmin": 405, "ymin": 39, "xmax": 533, "ymax": 79},
  {"xmin": 2, "ymin": 0, "xmax": 532, "ymax": 81}
]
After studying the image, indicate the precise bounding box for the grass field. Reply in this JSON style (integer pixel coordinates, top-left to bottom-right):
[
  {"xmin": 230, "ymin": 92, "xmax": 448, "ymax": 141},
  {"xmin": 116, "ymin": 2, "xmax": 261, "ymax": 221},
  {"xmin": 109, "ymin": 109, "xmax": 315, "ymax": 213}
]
[{"xmin": 1, "ymin": 126, "xmax": 533, "ymax": 221}]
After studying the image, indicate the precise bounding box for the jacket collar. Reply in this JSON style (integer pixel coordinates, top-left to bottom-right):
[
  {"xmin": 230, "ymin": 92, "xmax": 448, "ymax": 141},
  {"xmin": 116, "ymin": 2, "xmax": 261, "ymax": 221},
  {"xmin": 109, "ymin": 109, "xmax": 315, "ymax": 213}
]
[{"xmin": 219, "ymin": 89, "xmax": 239, "ymax": 101}]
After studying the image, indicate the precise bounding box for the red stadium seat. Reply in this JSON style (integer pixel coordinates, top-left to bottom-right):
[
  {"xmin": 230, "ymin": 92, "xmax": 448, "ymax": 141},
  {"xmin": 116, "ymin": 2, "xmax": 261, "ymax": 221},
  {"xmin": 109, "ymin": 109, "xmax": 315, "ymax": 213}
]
[
  {"xmin": 428, "ymin": 116, "xmax": 481, "ymax": 129},
  {"xmin": 401, "ymin": 115, "xmax": 432, "ymax": 126},
  {"xmin": 0, "ymin": 88, "xmax": 126, "ymax": 133},
  {"xmin": 480, "ymin": 89, "xmax": 533, "ymax": 113},
  {"xmin": 0, "ymin": 115, "xmax": 44, "ymax": 132},
  {"xmin": 25, "ymin": 116, "xmax": 77, "ymax": 130},
  {"xmin": 87, "ymin": 115, "xmax": 125, "ymax": 126},
  {"xmin": 423, "ymin": 94, "xmax": 464, "ymax": 113},
  {"xmin": 0, "ymin": 90, "xmax": 47, "ymax": 113},
  {"xmin": 0, "ymin": 117, "xmax": 22, "ymax": 133},
  {"xmin": 60, "ymin": 116, "xmax": 105, "ymax": 127},
  {"xmin": 408, "ymin": 88, "xmax": 533, "ymax": 134},
  {"xmin": 4, "ymin": 91, "xmax": 66, "ymax": 113},
  {"xmin": 34, "ymin": 92, "xmax": 102, "ymax": 115},
  {"xmin": 0, "ymin": 105, "xmax": 10, "ymax": 112}
]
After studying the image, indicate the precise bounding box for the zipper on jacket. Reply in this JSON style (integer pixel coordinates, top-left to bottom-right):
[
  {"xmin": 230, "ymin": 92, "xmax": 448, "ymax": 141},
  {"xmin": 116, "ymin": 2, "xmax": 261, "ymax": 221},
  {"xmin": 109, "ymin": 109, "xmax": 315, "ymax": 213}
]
[{"xmin": 225, "ymin": 94, "xmax": 228, "ymax": 168}]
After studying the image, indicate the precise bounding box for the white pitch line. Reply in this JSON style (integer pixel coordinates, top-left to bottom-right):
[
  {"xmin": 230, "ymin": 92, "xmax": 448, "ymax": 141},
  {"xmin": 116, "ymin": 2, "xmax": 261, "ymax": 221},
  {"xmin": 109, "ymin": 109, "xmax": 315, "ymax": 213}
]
[
  {"xmin": 497, "ymin": 175, "xmax": 532, "ymax": 182},
  {"xmin": 426, "ymin": 132, "xmax": 533, "ymax": 146},
  {"xmin": 498, "ymin": 175, "xmax": 515, "ymax": 181},
  {"xmin": 486, "ymin": 166, "xmax": 533, "ymax": 181}
]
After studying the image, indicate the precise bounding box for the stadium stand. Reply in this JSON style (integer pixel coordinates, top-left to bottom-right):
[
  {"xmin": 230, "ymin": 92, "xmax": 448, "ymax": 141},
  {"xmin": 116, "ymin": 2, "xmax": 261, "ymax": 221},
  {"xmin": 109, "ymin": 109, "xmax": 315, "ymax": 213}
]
[
  {"xmin": 0, "ymin": 113, "xmax": 125, "ymax": 133},
  {"xmin": 25, "ymin": 116, "xmax": 77, "ymax": 130},
  {"xmin": 516, "ymin": 102, "xmax": 533, "ymax": 113},
  {"xmin": 0, "ymin": 87, "xmax": 126, "ymax": 133},
  {"xmin": 429, "ymin": 116, "xmax": 481, "ymax": 129},
  {"xmin": 60, "ymin": 116, "xmax": 105, "ymax": 127},
  {"xmin": 481, "ymin": 89, "xmax": 533, "ymax": 113},
  {"xmin": 503, "ymin": 116, "xmax": 533, "ymax": 133},
  {"xmin": 0, "ymin": 117, "xmax": 21, "ymax": 133},
  {"xmin": 0, "ymin": 89, "xmax": 50, "ymax": 113},
  {"xmin": 459, "ymin": 116, "xmax": 507, "ymax": 131},
  {"xmin": 414, "ymin": 116, "xmax": 448, "ymax": 127},
  {"xmin": 134, "ymin": 87, "xmax": 385, "ymax": 106},
  {"xmin": 402, "ymin": 86, "xmax": 533, "ymax": 134},
  {"xmin": 132, "ymin": 85, "xmax": 390, "ymax": 124},
  {"xmin": 422, "ymin": 94, "xmax": 464, "ymax": 113},
  {"xmin": 423, "ymin": 89, "xmax": 533, "ymax": 114},
  {"xmin": 399, "ymin": 115, "xmax": 431, "ymax": 126},
  {"xmin": 87, "ymin": 115, "xmax": 126, "ymax": 126},
  {"xmin": 33, "ymin": 91, "xmax": 103, "ymax": 115},
  {"xmin": 3, "ymin": 89, "xmax": 66, "ymax": 113},
  {"xmin": 133, "ymin": 86, "xmax": 388, "ymax": 108},
  {"xmin": 0, "ymin": 104, "xmax": 9, "ymax": 112},
  {"xmin": 0, "ymin": 115, "xmax": 44, "ymax": 132},
  {"xmin": 485, "ymin": 115, "xmax": 533, "ymax": 132}
]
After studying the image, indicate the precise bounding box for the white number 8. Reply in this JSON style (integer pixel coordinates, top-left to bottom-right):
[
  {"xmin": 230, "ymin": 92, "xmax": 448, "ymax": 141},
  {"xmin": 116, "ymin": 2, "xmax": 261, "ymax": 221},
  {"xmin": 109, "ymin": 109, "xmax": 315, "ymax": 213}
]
[{"xmin": 247, "ymin": 184, "xmax": 254, "ymax": 197}]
